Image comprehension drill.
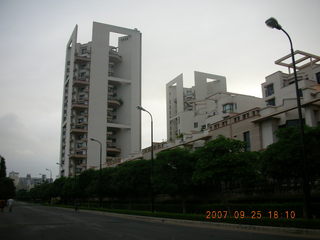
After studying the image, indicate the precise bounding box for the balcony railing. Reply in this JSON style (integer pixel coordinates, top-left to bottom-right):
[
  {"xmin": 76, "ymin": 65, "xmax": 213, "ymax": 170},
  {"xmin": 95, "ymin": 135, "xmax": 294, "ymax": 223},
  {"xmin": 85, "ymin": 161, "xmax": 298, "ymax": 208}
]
[
  {"xmin": 72, "ymin": 100, "xmax": 89, "ymax": 109},
  {"xmin": 74, "ymin": 54, "xmax": 91, "ymax": 62},
  {"xmin": 73, "ymin": 77, "xmax": 90, "ymax": 85},
  {"xmin": 109, "ymin": 47, "xmax": 122, "ymax": 63},
  {"xmin": 70, "ymin": 125, "xmax": 88, "ymax": 134},
  {"xmin": 106, "ymin": 156, "xmax": 121, "ymax": 166},
  {"xmin": 69, "ymin": 154, "xmax": 86, "ymax": 159},
  {"xmin": 108, "ymin": 97, "xmax": 122, "ymax": 107},
  {"xmin": 107, "ymin": 146, "xmax": 121, "ymax": 153}
]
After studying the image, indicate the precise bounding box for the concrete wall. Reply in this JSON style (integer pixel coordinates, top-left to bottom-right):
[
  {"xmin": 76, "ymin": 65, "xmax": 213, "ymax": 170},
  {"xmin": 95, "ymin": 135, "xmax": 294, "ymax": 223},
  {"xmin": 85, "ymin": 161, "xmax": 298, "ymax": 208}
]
[
  {"xmin": 166, "ymin": 74, "xmax": 184, "ymax": 140},
  {"xmin": 87, "ymin": 22, "xmax": 110, "ymax": 168},
  {"xmin": 59, "ymin": 25, "xmax": 77, "ymax": 176}
]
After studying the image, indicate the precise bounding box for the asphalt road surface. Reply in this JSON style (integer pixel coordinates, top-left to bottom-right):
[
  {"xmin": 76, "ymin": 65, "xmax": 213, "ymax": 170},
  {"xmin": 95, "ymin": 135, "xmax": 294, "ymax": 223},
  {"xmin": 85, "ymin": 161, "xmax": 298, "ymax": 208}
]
[{"xmin": 0, "ymin": 202, "xmax": 317, "ymax": 240}]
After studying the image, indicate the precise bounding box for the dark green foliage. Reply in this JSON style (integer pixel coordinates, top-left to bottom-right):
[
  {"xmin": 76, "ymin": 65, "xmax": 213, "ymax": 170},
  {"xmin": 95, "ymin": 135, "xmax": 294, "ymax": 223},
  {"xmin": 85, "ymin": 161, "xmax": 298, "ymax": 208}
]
[
  {"xmin": 0, "ymin": 177, "xmax": 15, "ymax": 199},
  {"xmin": 154, "ymin": 148, "xmax": 196, "ymax": 196},
  {"xmin": 0, "ymin": 156, "xmax": 15, "ymax": 199},
  {"xmin": 110, "ymin": 160, "xmax": 150, "ymax": 199},
  {"xmin": 262, "ymin": 126, "xmax": 320, "ymax": 183},
  {"xmin": 15, "ymin": 189, "xmax": 31, "ymax": 201},
  {"xmin": 78, "ymin": 169, "xmax": 98, "ymax": 198},
  {"xmin": 16, "ymin": 127, "xmax": 320, "ymax": 216},
  {"xmin": 0, "ymin": 156, "xmax": 7, "ymax": 178},
  {"xmin": 154, "ymin": 148, "xmax": 196, "ymax": 213},
  {"xmin": 192, "ymin": 136, "xmax": 261, "ymax": 192}
]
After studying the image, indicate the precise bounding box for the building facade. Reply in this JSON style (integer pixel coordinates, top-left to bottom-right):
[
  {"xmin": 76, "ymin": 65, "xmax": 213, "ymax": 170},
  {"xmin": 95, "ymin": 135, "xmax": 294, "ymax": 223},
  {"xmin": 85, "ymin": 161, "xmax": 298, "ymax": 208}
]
[
  {"xmin": 143, "ymin": 51, "xmax": 318, "ymax": 160},
  {"xmin": 59, "ymin": 22, "xmax": 142, "ymax": 177},
  {"xmin": 8, "ymin": 171, "xmax": 19, "ymax": 186},
  {"xmin": 255, "ymin": 50, "xmax": 320, "ymax": 148},
  {"xmin": 166, "ymin": 71, "xmax": 264, "ymax": 142}
]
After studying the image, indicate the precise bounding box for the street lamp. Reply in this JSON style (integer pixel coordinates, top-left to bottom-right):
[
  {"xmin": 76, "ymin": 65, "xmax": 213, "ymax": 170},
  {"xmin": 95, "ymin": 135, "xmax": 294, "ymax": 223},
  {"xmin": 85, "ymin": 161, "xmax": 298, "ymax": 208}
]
[
  {"xmin": 137, "ymin": 105, "xmax": 154, "ymax": 213},
  {"xmin": 90, "ymin": 137, "xmax": 103, "ymax": 207},
  {"xmin": 46, "ymin": 168, "xmax": 52, "ymax": 183},
  {"xmin": 265, "ymin": 17, "xmax": 310, "ymax": 218}
]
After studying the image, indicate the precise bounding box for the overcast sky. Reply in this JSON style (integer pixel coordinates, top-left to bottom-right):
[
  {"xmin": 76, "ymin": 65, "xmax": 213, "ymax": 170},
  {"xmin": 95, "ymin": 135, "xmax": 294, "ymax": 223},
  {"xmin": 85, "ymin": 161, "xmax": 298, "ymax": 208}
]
[{"xmin": 0, "ymin": 0, "xmax": 319, "ymax": 179}]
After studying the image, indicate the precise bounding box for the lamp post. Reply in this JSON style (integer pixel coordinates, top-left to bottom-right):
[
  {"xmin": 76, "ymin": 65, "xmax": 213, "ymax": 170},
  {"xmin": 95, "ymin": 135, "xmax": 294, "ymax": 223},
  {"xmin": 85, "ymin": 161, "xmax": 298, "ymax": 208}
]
[
  {"xmin": 137, "ymin": 105, "xmax": 154, "ymax": 213},
  {"xmin": 90, "ymin": 137, "xmax": 103, "ymax": 207},
  {"xmin": 265, "ymin": 17, "xmax": 310, "ymax": 218},
  {"xmin": 46, "ymin": 168, "xmax": 52, "ymax": 183}
]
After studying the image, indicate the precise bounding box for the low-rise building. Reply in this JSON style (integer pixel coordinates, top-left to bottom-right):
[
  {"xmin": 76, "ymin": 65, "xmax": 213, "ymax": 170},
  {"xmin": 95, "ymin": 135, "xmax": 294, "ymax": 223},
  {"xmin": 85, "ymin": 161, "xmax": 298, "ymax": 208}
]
[
  {"xmin": 166, "ymin": 71, "xmax": 264, "ymax": 142},
  {"xmin": 255, "ymin": 50, "xmax": 320, "ymax": 148},
  {"xmin": 16, "ymin": 174, "xmax": 46, "ymax": 191},
  {"xmin": 8, "ymin": 171, "xmax": 19, "ymax": 186}
]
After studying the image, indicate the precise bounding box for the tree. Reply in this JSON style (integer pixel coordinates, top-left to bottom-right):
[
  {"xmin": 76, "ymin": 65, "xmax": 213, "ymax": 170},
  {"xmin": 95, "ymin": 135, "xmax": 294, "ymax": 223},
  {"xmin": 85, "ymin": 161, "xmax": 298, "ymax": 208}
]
[
  {"xmin": 262, "ymin": 126, "xmax": 320, "ymax": 186},
  {"xmin": 192, "ymin": 136, "xmax": 261, "ymax": 194},
  {"xmin": 154, "ymin": 148, "xmax": 196, "ymax": 213},
  {"xmin": 0, "ymin": 177, "xmax": 15, "ymax": 199},
  {"xmin": 110, "ymin": 160, "xmax": 150, "ymax": 204},
  {"xmin": 0, "ymin": 156, "xmax": 6, "ymax": 178},
  {"xmin": 78, "ymin": 169, "xmax": 98, "ymax": 199},
  {"xmin": 0, "ymin": 156, "xmax": 15, "ymax": 199}
]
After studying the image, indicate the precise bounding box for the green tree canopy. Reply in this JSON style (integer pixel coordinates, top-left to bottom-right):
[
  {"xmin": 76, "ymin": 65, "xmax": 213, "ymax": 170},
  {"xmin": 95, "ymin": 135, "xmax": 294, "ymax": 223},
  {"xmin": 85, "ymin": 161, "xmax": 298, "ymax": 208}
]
[
  {"xmin": 0, "ymin": 177, "xmax": 15, "ymax": 199},
  {"xmin": 192, "ymin": 136, "xmax": 261, "ymax": 192},
  {"xmin": 154, "ymin": 148, "xmax": 196, "ymax": 213},
  {"xmin": 0, "ymin": 156, "xmax": 6, "ymax": 178},
  {"xmin": 262, "ymin": 126, "xmax": 320, "ymax": 183}
]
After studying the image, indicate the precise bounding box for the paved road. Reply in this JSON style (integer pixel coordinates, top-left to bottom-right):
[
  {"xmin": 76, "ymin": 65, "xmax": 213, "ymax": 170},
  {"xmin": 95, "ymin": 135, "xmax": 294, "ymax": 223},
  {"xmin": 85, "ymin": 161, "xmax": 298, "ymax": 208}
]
[{"xmin": 0, "ymin": 202, "xmax": 317, "ymax": 240}]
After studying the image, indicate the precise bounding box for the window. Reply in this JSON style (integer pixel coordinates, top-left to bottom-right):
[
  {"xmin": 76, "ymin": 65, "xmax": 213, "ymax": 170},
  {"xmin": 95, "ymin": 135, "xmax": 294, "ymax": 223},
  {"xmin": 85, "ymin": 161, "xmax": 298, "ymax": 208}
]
[
  {"xmin": 316, "ymin": 72, "xmax": 320, "ymax": 84},
  {"xmin": 81, "ymin": 48, "xmax": 87, "ymax": 54},
  {"xmin": 223, "ymin": 103, "xmax": 234, "ymax": 113},
  {"xmin": 298, "ymin": 89, "xmax": 303, "ymax": 98},
  {"xmin": 194, "ymin": 122, "xmax": 198, "ymax": 128},
  {"xmin": 243, "ymin": 131, "xmax": 251, "ymax": 151},
  {"xmin": 266, "ymin": 98, "xmax": 275, "ymax": 106},
  {"xmin": 264, "ymin": 84, "xmax": 274, "ymax": 97}
]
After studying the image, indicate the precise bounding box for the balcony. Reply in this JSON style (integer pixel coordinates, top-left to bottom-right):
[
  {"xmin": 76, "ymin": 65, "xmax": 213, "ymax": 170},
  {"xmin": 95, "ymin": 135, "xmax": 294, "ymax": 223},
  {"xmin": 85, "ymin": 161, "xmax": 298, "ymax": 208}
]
[
  {"xmin": 73, "ymin": 77, "xmax": 90, "ymax": 86},
  {"xmin": 69, "ymin": 152, "xmax": 87, "ymax": 159},
  {"xmin": 70, "ymin": 125, "xmax": 87, "ymax": 134},
  {"xmin": 108, "ymin": 98, "xmax": 122, "ymax": 107},
  {"xmin": 72, "ymin": 101, "xmax": 88, "ymax": 109},
  {"xmin": 109, "ymin": 47, "xmax": 122, "ymax": 64},
  {"xmin": 105, "ymin": 157, "xmax": 121, "ymax": 166},
  {"xmin": 75, "ymin": 54, "xmax": 91, "ymax": 63},
  {"xmin": 107, "ymin": 146, "xmax": 121, "ymax": 153}
]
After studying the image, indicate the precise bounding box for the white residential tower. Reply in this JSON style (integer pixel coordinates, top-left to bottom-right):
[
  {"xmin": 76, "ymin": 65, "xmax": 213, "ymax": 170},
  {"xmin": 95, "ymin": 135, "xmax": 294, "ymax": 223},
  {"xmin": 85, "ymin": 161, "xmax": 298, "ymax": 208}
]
[{"xmin": 59, "ymin": 22, "xmax": 142, "ymax": 177}]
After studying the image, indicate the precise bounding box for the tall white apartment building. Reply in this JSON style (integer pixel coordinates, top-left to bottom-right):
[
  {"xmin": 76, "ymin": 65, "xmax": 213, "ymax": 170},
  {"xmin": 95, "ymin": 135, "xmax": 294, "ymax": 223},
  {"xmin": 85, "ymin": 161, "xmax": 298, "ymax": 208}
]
[
  {"xmin": 166, "ymin": 71, "xmax": 264, "ymax": 142},
  {"xmin": 59, "ymin": 22, "xmax": 141, "ymax": 177},
  {"xmin": 256, "ymin": 50, "xmax": 320, "ymax": 148}
]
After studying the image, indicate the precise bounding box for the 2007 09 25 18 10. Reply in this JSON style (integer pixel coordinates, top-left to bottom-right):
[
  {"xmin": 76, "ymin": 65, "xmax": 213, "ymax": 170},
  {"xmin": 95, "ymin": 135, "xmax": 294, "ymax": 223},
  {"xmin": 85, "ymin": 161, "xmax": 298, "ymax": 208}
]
[{"xmin": 205, "ymin": 210, "xmax": 296, "ymax": 219}]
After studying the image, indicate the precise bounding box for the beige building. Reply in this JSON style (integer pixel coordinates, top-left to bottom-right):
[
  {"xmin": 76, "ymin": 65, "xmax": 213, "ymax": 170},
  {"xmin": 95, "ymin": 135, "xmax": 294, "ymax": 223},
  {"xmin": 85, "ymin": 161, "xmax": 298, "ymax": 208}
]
[
  {"xmin": 255, "ymin": 50, "xmax": 320, "ymax": 148},
  {"xmin": 145, "ymin": 51, "xmax": 320, "ymax": 158},
  {"xmin": 166, "ymin": 71, "xmax": 264, "ymax": 142}
]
